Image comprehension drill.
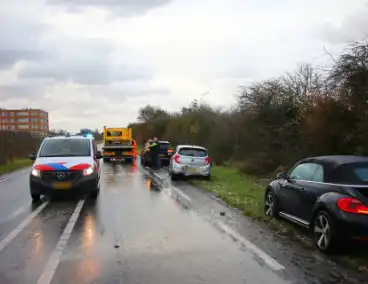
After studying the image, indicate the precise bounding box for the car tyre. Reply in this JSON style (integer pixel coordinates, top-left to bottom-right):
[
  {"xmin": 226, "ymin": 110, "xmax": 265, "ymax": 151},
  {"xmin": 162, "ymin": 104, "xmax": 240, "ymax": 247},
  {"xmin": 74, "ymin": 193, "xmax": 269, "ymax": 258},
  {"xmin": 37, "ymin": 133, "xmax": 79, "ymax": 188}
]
[
  {"xmin": 204, "ymin": 174, "xmax": 211, "ymax": 181},
  {"xmin": 264, "ymin": 190, "xmax": 280, "ymax": 219},
  {"xmin": 312, "ymin": 210, "xmax": 340, "ymax": 254},
  {"xmin": 171, "ymin": 173, "xmax": 179, "ymax": 181},
  {"xmin": 31, "ymin": 193, "xmax": 41, "ymax": 202}
]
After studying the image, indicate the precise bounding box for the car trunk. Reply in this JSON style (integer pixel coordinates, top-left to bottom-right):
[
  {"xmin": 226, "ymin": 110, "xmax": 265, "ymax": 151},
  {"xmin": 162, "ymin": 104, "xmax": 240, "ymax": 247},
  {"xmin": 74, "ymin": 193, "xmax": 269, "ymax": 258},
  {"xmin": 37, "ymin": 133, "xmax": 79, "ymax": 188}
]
[{"xmin": 178, "ymin": 147, "xmax": 208, "ymax": 167}]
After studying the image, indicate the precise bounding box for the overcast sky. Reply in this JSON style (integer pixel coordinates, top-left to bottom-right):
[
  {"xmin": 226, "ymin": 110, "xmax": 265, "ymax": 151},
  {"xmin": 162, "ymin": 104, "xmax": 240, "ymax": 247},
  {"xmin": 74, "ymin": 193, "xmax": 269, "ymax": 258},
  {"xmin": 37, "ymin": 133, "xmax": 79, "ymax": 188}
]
[{"xmin": 0, "ymin": 0, "xmax": 367, "ymax": 131}]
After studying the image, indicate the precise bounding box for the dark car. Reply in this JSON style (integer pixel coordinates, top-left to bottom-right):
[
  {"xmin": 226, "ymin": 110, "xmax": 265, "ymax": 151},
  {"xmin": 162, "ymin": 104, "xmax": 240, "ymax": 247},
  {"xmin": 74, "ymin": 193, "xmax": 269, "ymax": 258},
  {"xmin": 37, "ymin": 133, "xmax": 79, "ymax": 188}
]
[
  {"xmin": 29, "ymin": 135, "xmax": 102, "ymax": 201},
  {"xmin": 264, "ymin": 155, "xmax": 368, "ymax": 253},
  {"xmin": 141, "ymin": 140, "xmax": 173, "ymax": 167}
]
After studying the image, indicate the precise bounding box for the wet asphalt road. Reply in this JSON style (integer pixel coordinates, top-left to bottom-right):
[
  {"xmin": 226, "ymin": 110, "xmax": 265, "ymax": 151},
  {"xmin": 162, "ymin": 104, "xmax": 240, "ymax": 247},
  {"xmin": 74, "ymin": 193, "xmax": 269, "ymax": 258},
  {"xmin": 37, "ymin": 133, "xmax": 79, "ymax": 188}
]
[{"xmin": 0, "ymin": 159, "xmax": 367, "ymax": 284}]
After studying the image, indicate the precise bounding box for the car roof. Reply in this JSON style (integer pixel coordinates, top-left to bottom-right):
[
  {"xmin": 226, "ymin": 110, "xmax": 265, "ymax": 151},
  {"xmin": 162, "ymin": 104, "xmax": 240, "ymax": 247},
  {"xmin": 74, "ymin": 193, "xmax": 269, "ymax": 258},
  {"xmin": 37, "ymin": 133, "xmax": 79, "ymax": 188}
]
[
  {"xmin": 296, "ymin": 155, "xmax": 368, "ymax": 183},
  {"xmin": 299, "ymin": 155, "xmax": 368, "ymax": 167},
  {"xmin": 159, "ymin": 140, "xmax": 170, "ymax": 144},
  {"xmin": 176, "ymin": 144, "xmax": 207, "ymax": 150}
]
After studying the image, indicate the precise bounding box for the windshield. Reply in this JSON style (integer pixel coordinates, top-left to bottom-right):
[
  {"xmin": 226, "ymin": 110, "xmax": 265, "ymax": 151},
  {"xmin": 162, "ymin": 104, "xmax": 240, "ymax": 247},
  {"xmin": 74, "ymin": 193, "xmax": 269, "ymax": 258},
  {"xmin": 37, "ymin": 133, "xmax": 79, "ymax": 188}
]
[
  {"xmin": 332, "ymin": 162, "xmax": 368, "ymax": 185},
  {"xmin": 106, "ymin": 131, "xmax": 122, "ymax": 137},
  {"xmin": 178, "ymin": 147, "xmax": 207, "ymax": 157},
  {"xmin": 39, "ymin": 139, "xmax": 91, "ymax": 157}
]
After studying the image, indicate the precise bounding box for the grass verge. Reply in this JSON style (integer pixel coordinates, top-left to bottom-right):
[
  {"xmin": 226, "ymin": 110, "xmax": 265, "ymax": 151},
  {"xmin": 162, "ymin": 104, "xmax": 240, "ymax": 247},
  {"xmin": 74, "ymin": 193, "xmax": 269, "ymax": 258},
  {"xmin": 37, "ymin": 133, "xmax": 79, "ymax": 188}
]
[
  {"xmin": 0, "ymin": 159, "xmax": 33, "ymax": 175},
  {"xmin": 190, "ymin": 165, "xmax": 368, "ymax": 273}
]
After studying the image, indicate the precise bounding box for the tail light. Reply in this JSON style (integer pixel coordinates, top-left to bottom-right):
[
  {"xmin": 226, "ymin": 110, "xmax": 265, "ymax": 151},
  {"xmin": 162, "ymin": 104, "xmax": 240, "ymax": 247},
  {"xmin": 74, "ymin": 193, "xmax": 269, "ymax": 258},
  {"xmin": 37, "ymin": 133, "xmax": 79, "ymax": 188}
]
[
  {"xmin": 173, "ymin": 154, "xmax": 180, "ymax": 164},
  {"xmin": 205, "ymin": 157, "xmax": 211, "ymax": 165},
  {"xmin": 337, "ymin": 197, "xmax": 368, "ymax": 214}
]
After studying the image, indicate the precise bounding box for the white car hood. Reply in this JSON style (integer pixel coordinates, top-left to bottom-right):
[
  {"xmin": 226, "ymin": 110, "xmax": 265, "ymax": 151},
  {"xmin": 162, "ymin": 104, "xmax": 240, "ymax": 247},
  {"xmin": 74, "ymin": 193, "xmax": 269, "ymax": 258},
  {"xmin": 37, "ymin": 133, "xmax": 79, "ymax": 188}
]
[{"xmin": 33, "ymin": 156, "xmax": 94, "ymax": 171}]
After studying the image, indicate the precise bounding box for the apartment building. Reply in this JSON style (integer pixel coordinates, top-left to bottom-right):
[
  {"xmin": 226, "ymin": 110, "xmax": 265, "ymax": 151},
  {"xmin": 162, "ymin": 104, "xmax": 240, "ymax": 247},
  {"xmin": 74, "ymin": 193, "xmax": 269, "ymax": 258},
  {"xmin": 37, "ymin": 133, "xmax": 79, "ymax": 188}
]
[{"xmin": 0, "ymin": 108, "xmax": 49, "ymax": 136}]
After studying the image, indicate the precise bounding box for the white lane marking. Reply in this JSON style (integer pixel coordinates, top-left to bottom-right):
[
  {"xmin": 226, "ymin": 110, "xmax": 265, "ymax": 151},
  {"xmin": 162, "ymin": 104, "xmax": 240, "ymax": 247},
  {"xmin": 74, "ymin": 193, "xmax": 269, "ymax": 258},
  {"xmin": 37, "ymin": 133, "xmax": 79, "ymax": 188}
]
[
  {"xmin": 171, "ymin": 186, "xmax": 191, "ymax": 203},
  {"xmin": 0, "ymin": 203, "xmax": 30, "ymax": 223},
  {"xmin": 0, "ymin": 201, "xmax": 49, "ymax": 253},
  {"xmin": 0, "ymin": 177, "xmax": 9, "ymax": 184},
  {"xmin": 149, "ymin": 168, "xmax": 283, "ymax": 271},
  {"xmin": 216, "ymin": 222, "xmax": 285, "ymax": 271},
  {"xmin": 37, "ymin": 199, "xmax": 85, "ymax": 284}
]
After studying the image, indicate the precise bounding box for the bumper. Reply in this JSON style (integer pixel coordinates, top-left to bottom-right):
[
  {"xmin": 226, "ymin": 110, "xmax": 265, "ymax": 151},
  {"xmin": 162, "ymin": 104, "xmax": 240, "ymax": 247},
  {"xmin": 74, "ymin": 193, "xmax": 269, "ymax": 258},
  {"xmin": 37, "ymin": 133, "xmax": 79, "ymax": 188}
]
[
  {"xmin": 30, "ymin": 173, "xmax": 98, "ymax": 196},
  {"xmin": 171, "ymin": 163, "xmax": 211, "ymax": 177},
  {"xmin": 102, "ymin": 147, "xmax": 134, "ymax": 159},
  {"xmin": 337, "ymin": 212, "xmax": 368, "ymax": 239}
]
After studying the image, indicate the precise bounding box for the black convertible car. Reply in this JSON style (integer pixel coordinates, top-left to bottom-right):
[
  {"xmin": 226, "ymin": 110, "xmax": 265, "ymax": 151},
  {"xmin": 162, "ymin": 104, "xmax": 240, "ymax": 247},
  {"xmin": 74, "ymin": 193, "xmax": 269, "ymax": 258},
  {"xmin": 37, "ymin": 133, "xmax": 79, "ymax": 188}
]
[{"xmin": 264, "ymin": 155, "xmax": 368, "ymax": 253}]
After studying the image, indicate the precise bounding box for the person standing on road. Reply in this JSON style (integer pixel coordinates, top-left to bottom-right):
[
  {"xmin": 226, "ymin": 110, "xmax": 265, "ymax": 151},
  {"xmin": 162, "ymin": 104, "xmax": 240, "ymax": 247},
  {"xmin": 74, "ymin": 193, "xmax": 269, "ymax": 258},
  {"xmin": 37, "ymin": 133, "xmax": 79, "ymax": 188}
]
[{"xmin": 150, "ymin": 137, "xmax": 161, "ymax": 169}]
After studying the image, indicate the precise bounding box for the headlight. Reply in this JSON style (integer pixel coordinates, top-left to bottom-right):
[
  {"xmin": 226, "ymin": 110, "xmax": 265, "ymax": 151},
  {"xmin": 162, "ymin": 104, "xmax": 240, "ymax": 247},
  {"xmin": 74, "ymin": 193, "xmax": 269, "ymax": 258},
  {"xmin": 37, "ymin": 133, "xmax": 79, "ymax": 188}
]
[
  {"xmin": 31, "ymin": 168, "xmax": 40, "ymax": 177},
  {"xmin": 83, "ymin": 166, "xmax": 94, "ymax": 176}
]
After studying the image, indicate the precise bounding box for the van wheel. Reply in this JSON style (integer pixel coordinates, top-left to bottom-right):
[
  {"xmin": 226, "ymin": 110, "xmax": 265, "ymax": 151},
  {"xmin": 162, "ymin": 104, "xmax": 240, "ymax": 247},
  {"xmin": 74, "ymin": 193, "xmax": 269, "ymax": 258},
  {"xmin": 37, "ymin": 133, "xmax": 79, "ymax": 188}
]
[{"xmin": 31, "ymin": 193, "xmax": 41, "ymax": 202}]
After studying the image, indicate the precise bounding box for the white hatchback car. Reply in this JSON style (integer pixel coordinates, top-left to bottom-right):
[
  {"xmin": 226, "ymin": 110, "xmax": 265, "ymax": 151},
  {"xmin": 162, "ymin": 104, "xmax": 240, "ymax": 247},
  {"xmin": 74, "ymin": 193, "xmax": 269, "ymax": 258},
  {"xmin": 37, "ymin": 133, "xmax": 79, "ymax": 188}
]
[{"xmin": 169, "ymin": 145, "xmax": 212, "ymax": 180}]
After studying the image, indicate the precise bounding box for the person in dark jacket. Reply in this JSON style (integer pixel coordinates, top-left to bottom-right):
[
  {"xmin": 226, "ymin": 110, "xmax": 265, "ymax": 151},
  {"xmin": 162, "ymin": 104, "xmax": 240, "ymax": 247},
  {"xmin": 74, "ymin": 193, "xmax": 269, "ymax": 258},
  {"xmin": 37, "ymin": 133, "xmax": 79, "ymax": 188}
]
[{"xmin": 149, "ymin": 137, "xmax": 161, "ymax": 169}]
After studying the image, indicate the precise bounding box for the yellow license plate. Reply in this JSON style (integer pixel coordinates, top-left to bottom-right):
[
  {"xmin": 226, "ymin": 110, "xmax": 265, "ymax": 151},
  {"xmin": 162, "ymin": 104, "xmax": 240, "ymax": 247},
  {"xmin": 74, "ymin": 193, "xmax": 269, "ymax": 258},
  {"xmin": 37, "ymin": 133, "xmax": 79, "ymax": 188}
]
[
  {"xmin": 187, "ymin": 167, "xmax": 199, "ymax": 174},
  {"xmin": 123, "ymin": 151, "xmax": 132, "ymax": 155},
  {"xmin": 52, "ymin": 182, "xmax": 72, "ymax": 190},
  {"xmin": 104, "ymin": 152, "xmax": 115, "ymax": 155}
]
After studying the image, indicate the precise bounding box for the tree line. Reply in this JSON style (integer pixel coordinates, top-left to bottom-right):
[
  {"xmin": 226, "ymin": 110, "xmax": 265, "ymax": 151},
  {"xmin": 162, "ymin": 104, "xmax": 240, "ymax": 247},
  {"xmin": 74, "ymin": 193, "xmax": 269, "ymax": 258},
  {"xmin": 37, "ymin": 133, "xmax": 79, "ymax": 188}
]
[{"xmin": 129, "ymin": 39, "xmax": 368, "ymax": 175}]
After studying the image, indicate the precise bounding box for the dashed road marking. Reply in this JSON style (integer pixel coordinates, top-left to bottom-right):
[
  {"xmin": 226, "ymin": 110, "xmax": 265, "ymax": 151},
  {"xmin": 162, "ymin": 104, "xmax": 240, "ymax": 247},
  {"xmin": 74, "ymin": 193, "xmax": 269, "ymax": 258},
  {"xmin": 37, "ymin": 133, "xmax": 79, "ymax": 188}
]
[
  {"xmin": 216, "ymin": 221, "xmax": 285, "ymax": 271},
  {"xmin": 37, "ymin": 199, "xmax": 85, "ymax": 284},
  {"xmin": 0, "ymin": 201, "xmax": 49, "ymax": 253}
]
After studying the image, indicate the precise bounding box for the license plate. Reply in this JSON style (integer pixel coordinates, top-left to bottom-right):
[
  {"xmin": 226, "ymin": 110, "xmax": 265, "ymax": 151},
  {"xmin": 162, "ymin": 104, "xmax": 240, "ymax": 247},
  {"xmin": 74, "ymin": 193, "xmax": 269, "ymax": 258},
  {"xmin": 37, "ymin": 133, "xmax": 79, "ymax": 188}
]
[
  {"xmin": 187, "ymin": 167, "xmax": 199, "ymax": 174},
  {"xmin": 104, "ymin": 152, "xmax": 115, "ymax": 156},
  {"xmin": 123, "ymin": 151, "xmax": 131, "ymax": 155},
  {"xmin": 52, "ymin": 182, "xmax": 72, "ymax": 190}
]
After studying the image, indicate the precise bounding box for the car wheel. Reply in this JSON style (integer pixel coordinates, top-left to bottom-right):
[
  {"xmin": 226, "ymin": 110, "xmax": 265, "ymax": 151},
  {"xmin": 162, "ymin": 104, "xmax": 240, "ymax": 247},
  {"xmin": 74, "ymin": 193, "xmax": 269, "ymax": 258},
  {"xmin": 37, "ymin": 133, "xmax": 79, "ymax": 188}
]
[
  {"xmin": 313, "ymin": 211, "xmax": 339, "ymax": 253},
  {"xmin": 171, "ymin": 173, "xmax": 179, "ymax": 181},
  {"xmin": 264, "ymin": 190, "xmax": 279, "ymax": 219},
  {"xmin": 90, "ymin": 184, "xmax": 100, "ymax": 199},
  {"xmin": 204, "ymin": 174, "xmax": 211, "ymax": 181},
  {"xmin": 31, "ymin": 193, "xmax": 41, "ymax": 202}
]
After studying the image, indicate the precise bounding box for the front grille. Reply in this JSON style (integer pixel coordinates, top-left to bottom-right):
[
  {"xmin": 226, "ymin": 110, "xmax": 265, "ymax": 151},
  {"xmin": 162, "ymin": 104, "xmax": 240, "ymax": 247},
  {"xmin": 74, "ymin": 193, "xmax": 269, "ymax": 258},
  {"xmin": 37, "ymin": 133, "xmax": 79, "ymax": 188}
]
[{"xmin": 41, "ymin": 170, "xmax": 82, "ymax": 182}]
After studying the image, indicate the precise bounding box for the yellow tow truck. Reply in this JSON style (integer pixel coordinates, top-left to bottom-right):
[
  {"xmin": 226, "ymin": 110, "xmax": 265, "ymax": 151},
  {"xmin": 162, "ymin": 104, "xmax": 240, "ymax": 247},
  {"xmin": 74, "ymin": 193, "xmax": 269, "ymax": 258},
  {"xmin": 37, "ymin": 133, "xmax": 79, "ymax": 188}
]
[{"xmin": 102, "ymin": 126, "xmax": 135, "ymax": 162}]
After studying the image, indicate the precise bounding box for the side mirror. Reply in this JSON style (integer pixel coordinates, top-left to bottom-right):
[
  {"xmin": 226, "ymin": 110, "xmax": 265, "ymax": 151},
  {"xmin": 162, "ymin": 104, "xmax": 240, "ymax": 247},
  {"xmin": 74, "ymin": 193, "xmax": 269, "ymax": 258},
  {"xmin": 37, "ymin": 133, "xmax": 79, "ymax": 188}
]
[
  {"xmin": 29, "ymin": 153, "xmax": 36, "ymax": 161},
  {"xmin": 277, "ymin": 172, "xmax": 288, "ymax": 180},
  {"xmin": 95, "ymin": 151, "xmax": 102, "ymax": 159}
]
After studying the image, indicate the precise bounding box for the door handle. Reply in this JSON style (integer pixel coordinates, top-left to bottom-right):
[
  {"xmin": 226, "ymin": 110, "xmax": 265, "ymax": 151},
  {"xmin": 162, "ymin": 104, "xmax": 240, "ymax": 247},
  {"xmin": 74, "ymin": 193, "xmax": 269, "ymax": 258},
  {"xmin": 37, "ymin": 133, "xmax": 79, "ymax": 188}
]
[{"xmin": 298, "ymin": 187, "xmax": 305, "ymax": 191}]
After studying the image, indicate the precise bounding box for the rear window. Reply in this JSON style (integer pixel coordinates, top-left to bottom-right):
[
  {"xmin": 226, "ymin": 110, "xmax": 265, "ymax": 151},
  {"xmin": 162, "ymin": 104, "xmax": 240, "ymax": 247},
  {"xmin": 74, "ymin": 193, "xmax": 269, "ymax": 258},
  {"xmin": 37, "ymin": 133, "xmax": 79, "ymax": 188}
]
[
  {"xmin": 332, "ymin": 162, "xmax": 368, "ymax": 185},
  {"xmin": 160, "ymin": 143, "xmax": 170, "ymax": 149},
  {"xmin": 39, "ymin": 139, "xmax": 91, "ymax": 157},
  {"xmin": 178, "ymin": 147, "xmax": 207, "ymax": 157}
]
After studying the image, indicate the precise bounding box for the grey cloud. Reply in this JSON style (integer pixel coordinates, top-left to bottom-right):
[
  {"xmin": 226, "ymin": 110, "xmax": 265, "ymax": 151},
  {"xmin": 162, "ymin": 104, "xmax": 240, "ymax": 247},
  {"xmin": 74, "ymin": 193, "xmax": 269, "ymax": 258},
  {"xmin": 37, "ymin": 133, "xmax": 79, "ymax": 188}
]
[
  {"xmin": 47, "ymin": 0, "xmax": 173, "ymax": 16},
  {"xmin": 318, "ymin": 5, "xmax": 368, "ymax": 44},
  {"xmin": 0, "ymin": 15, "xmax": 48, "ymax": 68},
  {"xmin": 0, "ymin": 80, "xmax": 47, "ymax": 100},
  {"xmin": 18, "ymin": 38, "xmax": 152, "ymax": 85},
  {"xmin": 20, "ymin": 61, "xmax": 151, "ymax": 85}
]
